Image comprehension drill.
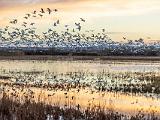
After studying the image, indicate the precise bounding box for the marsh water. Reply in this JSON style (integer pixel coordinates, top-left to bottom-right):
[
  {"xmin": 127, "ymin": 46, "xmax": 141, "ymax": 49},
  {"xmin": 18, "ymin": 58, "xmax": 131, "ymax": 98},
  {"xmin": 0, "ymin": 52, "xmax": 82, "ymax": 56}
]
[
  {"xmin": 0, "ymin": 60, "xmax": 160, "ymax": 73},
  {"xmin": 0, "ymin": 59, "xmax": 160, "ymax": 116}
]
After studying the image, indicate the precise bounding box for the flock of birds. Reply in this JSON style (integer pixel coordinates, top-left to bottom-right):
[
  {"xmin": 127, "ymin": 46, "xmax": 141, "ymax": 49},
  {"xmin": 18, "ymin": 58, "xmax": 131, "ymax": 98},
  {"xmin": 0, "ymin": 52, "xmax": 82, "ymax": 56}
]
[
  {"xmin": 1, "ymin": 7, "xmax": 160, "ymax": 56},
  {"xmin": 1, "ymin": 7, "xmax": 159, "ymax": 53},
  {"xmin": 10, "ymin": 8, "xmax": 58, "ymax": 24},
  {"xmin": 0, "ymin": 68, "xmax": 159, "ymax": 119},
  {"xmin": 0, "ymin": 7, "xmax": 117, "ymax": 50},
  {"xmin": 0, "ymin": 68, "xmax": 157, "ymax": 97},
  {"xmin": 9, "ymin": 7, "xmax": 85, "ymax": 31}
]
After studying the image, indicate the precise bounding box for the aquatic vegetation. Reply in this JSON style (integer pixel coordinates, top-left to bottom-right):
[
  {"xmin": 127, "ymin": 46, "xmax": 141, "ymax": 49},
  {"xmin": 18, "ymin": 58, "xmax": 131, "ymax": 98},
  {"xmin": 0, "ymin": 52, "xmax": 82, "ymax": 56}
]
[
  {"xmin": 0, "ymin": 60, "xmax": 159, "ymax": 119},
  {"xmin": 1, "ymin": 69, "xmax": 160, "ymax": 95},
  {"xmin": 0, "ymin": 92, "xmax": 159, "ymax": 120}
]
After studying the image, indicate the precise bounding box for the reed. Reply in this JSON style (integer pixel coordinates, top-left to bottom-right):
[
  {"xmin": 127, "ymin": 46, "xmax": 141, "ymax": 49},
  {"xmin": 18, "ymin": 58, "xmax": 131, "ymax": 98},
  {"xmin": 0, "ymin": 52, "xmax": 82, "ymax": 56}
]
[{"xmin": 0, "ymin": 92, "xmax": 159, "ymax": 120}]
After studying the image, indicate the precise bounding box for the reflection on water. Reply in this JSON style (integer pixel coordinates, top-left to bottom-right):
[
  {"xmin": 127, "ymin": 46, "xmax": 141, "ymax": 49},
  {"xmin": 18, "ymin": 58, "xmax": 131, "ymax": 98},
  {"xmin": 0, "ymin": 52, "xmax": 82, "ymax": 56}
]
[
  {"xmin": 0, "ymin": 60, "xmax": 160, "ymax": 116},
  {"xmin": 0, "ymin": 60, "xmax": 160, "ymax": 73}
]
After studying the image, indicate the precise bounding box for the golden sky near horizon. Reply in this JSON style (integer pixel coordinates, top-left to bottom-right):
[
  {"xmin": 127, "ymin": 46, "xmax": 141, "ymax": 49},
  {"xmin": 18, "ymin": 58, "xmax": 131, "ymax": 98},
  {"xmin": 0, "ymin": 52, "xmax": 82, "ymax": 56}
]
[{"xmin": 0, "ymin": 0, "xmax": 160, "ymax": 42}]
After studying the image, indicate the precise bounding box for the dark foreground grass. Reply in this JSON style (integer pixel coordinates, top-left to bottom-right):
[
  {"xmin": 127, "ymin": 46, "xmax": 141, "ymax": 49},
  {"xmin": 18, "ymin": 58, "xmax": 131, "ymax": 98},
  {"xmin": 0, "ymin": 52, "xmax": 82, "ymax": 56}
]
[{"xmin": 0, "ymin": 93, "xmax": 159, "ymax": 120}]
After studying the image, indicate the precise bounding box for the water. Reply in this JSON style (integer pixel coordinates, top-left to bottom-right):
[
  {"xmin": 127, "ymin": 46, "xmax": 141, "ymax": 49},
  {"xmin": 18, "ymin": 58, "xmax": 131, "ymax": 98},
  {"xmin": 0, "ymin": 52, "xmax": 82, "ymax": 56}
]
[
  {"xmin": 0, "ymin": 60, "xmax": 159, "ymax": 73},
  {"xmin": 0, "ymin": 59, "xmax": 160, "ymax": 116}
]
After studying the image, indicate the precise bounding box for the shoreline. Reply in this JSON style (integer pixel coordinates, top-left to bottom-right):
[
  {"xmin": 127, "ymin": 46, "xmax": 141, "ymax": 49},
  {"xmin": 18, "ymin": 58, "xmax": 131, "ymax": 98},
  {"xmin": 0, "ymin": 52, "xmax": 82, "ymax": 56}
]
[{"xmin": 0, "ymin": 55, "xmax": 160, "ymax": 61}]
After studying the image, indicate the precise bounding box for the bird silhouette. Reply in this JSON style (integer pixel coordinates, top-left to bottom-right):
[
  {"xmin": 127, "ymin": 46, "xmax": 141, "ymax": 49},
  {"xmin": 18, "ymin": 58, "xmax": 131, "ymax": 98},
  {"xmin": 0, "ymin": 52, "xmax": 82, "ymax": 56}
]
[
  {"xmin": 53, "ymin": 23, "xmax": 57, "ymax": 27},
  {"xmin": 32, "ymin": 10, "xmax": 36, "ymax": 14},
  {"xmin": 40, "ymin": 8, "xmax": 45, "ymax": 13},
  {"xmin": 10, "ymin": 19, "xmax": 18, "ymax": 24},
  {"xmin": 75, "ymin": 23, "xmax": 80, "ymax": 26},
  {"xmin": 123, "ymin": 37, "xmax": 126, "ymax": 40},
  {"xmin": 77, "ymin": 26, "xmax": 81, "ymax": 31},
  {"xmin": 4, "ymin": 26, "xmax": 9, "ymax": 31},
  {"xmin": 48, "ymin": 29, "xmax": 53, "ymax": 33},
  {"xmin": 22, "ymin": 24, "xmax": 27, "ymax": 27},
  {"xmin": 102, "ymin": 29, "xmax": 105, "ymax": 32},
  {"xmin": 80, "ymin": 18, "xmax": 85, "ymax": 22},
  {"xmin": 65, "ymin": 25, "xmax": 69, "ymax": 28},
  {"xmin": 23, "ymin": 22, "xmax": 27, "ymax": 25},
  {"xmin": 24, "ymin": 17, "xmax": 28, "ymax": 19},
  {"xmin": 47, "ymin": 8, "xmax": 52, "ymax": 14},
  {"xmin": 30, "ymin": 23, "xmax": 35, "ymax": 26},
  {"xmin": 38, "ymin": 14, "xmax": 43, "ymax": 17},
  {"xmin": 57, "ymin": 20, "xmax": 60, "ymax": 24},
  {"xmin": 26, "ymin": 14, "xmax": 31, "ymax": 17},
  {"xmin": 54, "ymin": 9, "xmax": 58, "ymax": 12},
  {"xmin": 75, "ymin": 23, "xmax": 81, "ymax": 31}
]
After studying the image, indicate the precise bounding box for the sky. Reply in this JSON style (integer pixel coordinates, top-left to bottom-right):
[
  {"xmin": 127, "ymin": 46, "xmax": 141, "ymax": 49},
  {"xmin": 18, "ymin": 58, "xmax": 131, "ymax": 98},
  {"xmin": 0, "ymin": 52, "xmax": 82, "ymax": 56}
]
[{"xmin": 0, "ymin": 0, "xmax": 160, "ymax": 42}]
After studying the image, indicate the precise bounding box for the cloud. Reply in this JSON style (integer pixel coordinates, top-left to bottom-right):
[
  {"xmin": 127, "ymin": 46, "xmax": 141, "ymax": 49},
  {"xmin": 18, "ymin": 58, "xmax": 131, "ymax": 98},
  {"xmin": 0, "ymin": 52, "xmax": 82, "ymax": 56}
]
[
  {"xmin": 0, "ymin": 0, "xmax": 160, "ymax": 21},
  {"xmin": 1, "ymin": 0, "xmax": 160, "ymax": 16}
]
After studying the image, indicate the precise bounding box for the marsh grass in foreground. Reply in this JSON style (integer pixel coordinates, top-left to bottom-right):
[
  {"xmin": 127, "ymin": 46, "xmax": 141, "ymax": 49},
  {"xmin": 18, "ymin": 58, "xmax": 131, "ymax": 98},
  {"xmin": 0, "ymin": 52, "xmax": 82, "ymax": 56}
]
[{"xmin": 0, "ymin": 93, "xmax": 159, "ymax": 120}]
